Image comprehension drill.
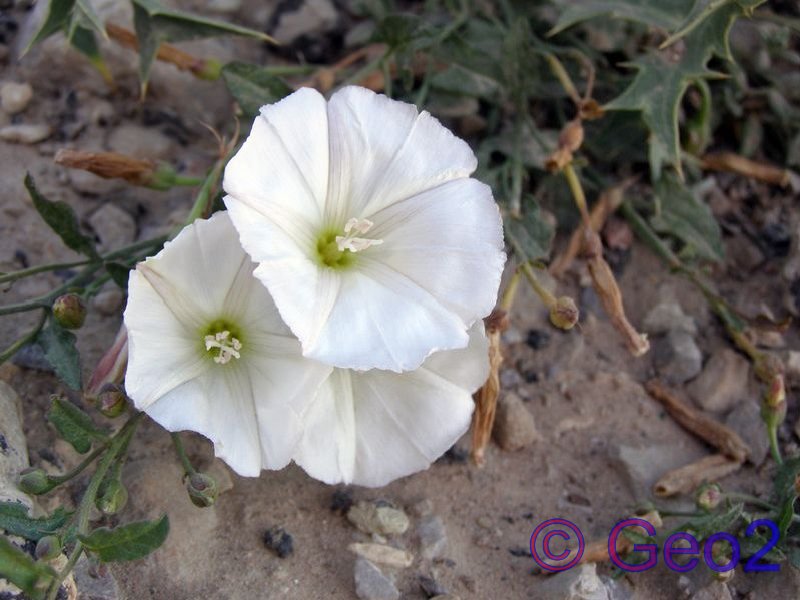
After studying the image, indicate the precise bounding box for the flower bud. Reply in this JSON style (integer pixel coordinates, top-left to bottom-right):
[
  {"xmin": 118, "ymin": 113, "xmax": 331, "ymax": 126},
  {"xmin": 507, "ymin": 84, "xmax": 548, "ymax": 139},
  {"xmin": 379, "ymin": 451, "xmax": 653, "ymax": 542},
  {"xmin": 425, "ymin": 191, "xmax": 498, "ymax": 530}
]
[
  {"xmin": 85, "ymin": 326, "xmax": 128, "ymax": 401},
  {"xmin": 549, "ymin": 296, "xmax": 579, "ymax": 330},
  {"xmin": 187, "ymin": 472, "xmax": 218, "ymax": 508},
  {"xmin": 761, "ymin": 374, "xmax": 787, "ymax": 429},
  {"xmin": 35, "ymin": 535, "xmax": 62, "ymax": 560},
  {"xmin": 18, "ymin": 467, "xmax": 52, "ymax": 495},
  {"xmin": 559, "ymin": 119, "xmax": 584, "ymax": 153},
  {"xmin": 695, "ymin": 483, "xmax": 723, "ymax": 511},
  {"xmin": 96, "ymin": 481, "xmax": 128, "ymax": 515},
  {"xmin": 52, "ymin": 294, "xmax": 86, "ymax": 330},
  {"xmin": 754, "ymin": 353, "xmax": 784, "ymax": 384},
  {"xmin": 97, "ymin": 384, "xmax": 128, "ymax": 418}
]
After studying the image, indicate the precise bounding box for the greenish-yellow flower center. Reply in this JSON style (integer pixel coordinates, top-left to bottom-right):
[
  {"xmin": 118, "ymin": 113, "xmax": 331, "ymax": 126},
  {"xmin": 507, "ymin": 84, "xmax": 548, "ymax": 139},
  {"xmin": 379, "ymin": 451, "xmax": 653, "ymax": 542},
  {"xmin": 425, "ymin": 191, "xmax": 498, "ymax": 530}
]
[
  {"xmin": 315, "ymin": 218, "xmax": 383, "ymax": 269},
  {"xmin": 202, "ymin": 319, "xmax": 243, "ymax": 365}
]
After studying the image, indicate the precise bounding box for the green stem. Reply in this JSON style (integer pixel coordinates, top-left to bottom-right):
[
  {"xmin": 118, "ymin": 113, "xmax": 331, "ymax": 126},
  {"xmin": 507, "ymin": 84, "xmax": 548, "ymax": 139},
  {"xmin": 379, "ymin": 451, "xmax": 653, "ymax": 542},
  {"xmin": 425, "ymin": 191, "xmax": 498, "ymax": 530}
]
[
  {"xmin": 767, "ymin": 424, "xmax": 783, "ymax": 465},
  {"xmin": 47, "ymin": 436, "xmax": 113, "ymax": 486},
  {"xmin": 171, "ymin": 432, "xmax": 197, "ymax": 477},
  {"xmin": 0, "ymin": 310, "xmax": 46, "ymax": 364},
  {"xmin": 563, "ymin": 163, "xmax": 590, "ymax": 224},
  {"xmin": 46, "ymin": 541, "xmax": 84, "ymax": 600},
  {"xmin": 0, "ymin": 260, "xmax": 91, "ymax": 285},
  {"xmin": 179, "ymin": 157, "xmax": 227, "ymax": 234},
  {"xmin": 170, "ymin": 175, "xmax": 204, "ymax": 187},
  {"xmin": 724, "ymin": 492, "xmax": 777, "ymax": 511}
]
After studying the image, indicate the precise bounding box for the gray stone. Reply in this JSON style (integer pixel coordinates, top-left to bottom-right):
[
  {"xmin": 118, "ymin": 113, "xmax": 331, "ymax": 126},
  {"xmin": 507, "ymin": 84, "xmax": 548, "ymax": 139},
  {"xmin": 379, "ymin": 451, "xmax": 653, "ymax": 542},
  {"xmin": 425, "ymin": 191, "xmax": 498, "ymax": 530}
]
[
  {"xmin": 272, "ymin": 0, "xmax": 338, "ymax": 43},
  {"xmin": 0, "ymin": 123, "xmax": 51, "ymax": 144},
  {"xmin": 107, "ymin": 124, "xmax": 173, "ymax": 160},
  {"xmin": 417, "ymin": 515, "xmax": 447, "ymax": 560},
  {"xmin": 538, "ymin": 563, "xmax": 609, "ymax": 600},
  {"xmin": 92, "ymin": 288, "xmax": 125, "ymax": 316},
  {"xmin": 409, "ymin": 498, "xmax": 433, "ymax": 518},
  {"xmin": 73, "ymin": 555, "xmax": 120, "ymax": 600},
  {"xmin": 0, "ymin": 381, "xmax": 31, "ymax": 507},
  {"xmin": 725, "ymin": 400, "xmax": 769, "ymax": 465},
  {"xmin": 354, "ymin": 558, "xmax": 399, "ymax": 600},
  {"xmin": 687, "ymin": 349, "xmax": 750, "ymax": 413},
  {"xmin": 68, "ymin": 168, "xmax": 122, "ymax": 196},
  {"xmin": 786, "ymin": 350, "xmax": 800, "ymax": 385},
  {"xmin": 610, "ymin": 443, "xmax": 700, "ymax": 501},
  {"xmin": 493, "ymin": 392, "xmax": 539, "ymax": 451},
  {"xmin": 88, "ymin": 204, "xmax": 136, "ymax": 253},
  {"xmin": 348, "ymin": 501, "xmax": 409, "ymax": 536},
  {"xmin": 643, "ymin": 302, "xmax": 697, "ymax": 335},
  {"xmin": 653, "ymin": 330, "xmax": 703, "ymax": 384},
  {"xmin": 0, "ymin": 82, "xmax": 33, "ymax": 114},
  {"xmin": 348, "ymin": 543, "xmax": 413, "ymax": 568},
  {"xmin": 692, "ymin": 582, "xmax": 732, "ymax": 600}
]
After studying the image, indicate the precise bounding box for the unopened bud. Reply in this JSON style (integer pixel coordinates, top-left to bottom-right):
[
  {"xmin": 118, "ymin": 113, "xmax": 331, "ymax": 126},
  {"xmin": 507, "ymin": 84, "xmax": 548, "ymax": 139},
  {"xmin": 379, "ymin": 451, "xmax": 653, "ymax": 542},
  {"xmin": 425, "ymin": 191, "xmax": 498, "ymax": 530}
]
[
  {"xmin": 52, "ymin": 294, "xmax": 86, "ymax": 329},
  {"xmin": 761, "ymin": 376, "xmax": 787, "ymax": 431},
  {"xmin": 550, "ymin": 296, "xmax": 579, "ymax": 330},
  {"xmin": 35, "ymin": 535, "xmax": 62, "ymax": 560},
  {"xmin": 696, "ymin": 483, "xmax": 723, "ymax": 511},
  {"xmin": 96, "ymin": 481, "xmax": 128, "ymax": 515},
  {"xmin": 98, "ymin": 384, "xmax": 128, "ymax": 418},
  {"xmin": 754, "ymin": 353, "xmax": 784, "ymax": 384},
  {"xmin": 187, "ymin": 472, "xmax": 218, "ymax": 508},
  {"xmin": 86, "ymin": 326, "xmax": 128, "ymax": 401},
  {"xmin": 559, "ymin": 119, "xmax": 584, "ymax": 153},
  {"xmin": 545, "ymin": 147, "xmax": 573, "ymax": 172},
  {"xmin": 18, "ymin": 467, "xmax": 52, "ymax": 495}
]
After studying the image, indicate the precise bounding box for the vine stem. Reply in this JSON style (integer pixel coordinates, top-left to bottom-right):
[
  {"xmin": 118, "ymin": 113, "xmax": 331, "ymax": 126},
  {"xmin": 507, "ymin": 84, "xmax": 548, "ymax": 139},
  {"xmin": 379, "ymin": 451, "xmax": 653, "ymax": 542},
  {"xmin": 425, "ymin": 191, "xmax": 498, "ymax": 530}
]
[
  {"xmin": 0, "ymin": 260, "xmax": 91, "ymax": 285},
  {"xmin": 171, "ymin": 433, "xmax": 198, "ymax": 477},
  {"xmin": 0, "ymin": 310, "xmax": 46, "ymax": 364}
]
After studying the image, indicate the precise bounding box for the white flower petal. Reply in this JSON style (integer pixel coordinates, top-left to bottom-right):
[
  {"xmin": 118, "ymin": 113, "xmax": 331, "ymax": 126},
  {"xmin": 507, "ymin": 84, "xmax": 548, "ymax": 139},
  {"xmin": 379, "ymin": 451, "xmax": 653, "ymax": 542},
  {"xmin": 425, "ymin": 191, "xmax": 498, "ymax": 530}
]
[
  {"xmin": 326, "ymin": 86, "xmax": 477, "ymax": 222},
  {"xmin": 223, "ymin": 87, "xmax": 328, "ymax": 228},
  {"xmin": 293, "ymin": 324, "xmax": 487, "ymax": 487},
  {"xmin": 370, "ymin": 178, "xmax": 506, "ymax": 324}
]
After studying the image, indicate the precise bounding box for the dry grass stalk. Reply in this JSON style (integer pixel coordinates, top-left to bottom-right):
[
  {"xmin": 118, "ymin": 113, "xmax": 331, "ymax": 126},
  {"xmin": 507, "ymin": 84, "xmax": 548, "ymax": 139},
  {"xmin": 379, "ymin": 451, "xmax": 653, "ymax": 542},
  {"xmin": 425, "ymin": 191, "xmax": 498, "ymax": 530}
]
[
  {"xmin": 55, "ymin": 149, "xmax": 158, "ymax": 186},
  {"xmin": 701, "ymin": 152, "xmax": 791, "ymax": 187},
  {"xmin": 579, "ymin": 510, "xmax": 662, "ymax": 565},
  {"xmin": 583, "ymin": 229, "xmax": 650, "ymax": 356},
  {"xmin": 470, "ymin": 309, "xmax": 508, "ymax": 466},
  {"xmin": 106, "ymin": 23, "xmax": 211, "ymax": 77},
  {"xmin": 550, "ymin": 179, "xmax": 633, "ymax": 278},
  {"xmin": 654, "ymin": 453, "xmax": 743, "ymax": 497},
  {"xmin": 645, "ymin": 380, "xmax": 749, "ymax": 462}
]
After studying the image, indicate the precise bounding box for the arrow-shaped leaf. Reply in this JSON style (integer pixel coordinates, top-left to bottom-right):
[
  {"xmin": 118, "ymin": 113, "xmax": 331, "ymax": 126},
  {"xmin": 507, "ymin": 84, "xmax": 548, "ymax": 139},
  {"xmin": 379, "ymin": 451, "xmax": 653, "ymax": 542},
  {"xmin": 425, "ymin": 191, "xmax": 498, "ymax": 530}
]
[
  {"xmin": 221, "ymin": 62, "xmax": 293, "ymax": 117},
  {"xmin": 0, "ymin": 502, "xmax": 72, "ymax": 542},
  {"xmin": 37, "ymin": 321, "xmax": 83, "ymax": 391},
  {"xmin": 47, "ymin": 395, "xmax": 107, "ymax": 454},
  {"xmin": 79, "ymin": 515, "xmax": 169, "ymax": 562}
]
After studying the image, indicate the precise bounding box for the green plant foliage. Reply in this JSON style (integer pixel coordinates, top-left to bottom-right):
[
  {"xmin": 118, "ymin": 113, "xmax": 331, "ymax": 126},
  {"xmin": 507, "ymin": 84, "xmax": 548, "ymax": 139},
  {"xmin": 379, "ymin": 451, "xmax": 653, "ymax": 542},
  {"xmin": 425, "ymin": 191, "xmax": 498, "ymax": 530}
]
[
  {"xmin": 504, "ymin": 199, "xmax": 554, "ymax": 262},
  {"xmin": 25, "ymin": 174, "xmax": 98, "ymax": 260},
  {"xmin": 650, "ymin": 174, "xmax": 725, "ymax": 263},
  {"xmin": 549, "ymin": 0, "xmax": 694, "ymax": 34},
  {"xmin": 47, "ymin": 395, "xmax": 107, "ymax": 453},
  {"xmin": 0, "ymin": 536, "xmax": 56, "ymax": 600},
  {"xmin": 0, "ymin": 502, "xmax": 71, "ymax": 542},
  {"xmin": 79, "ymin": 515, "xmax": 170, "ymax": 562},
  {"xmin": 221, "ymin": 62, "xmax": 294, "ymax": 117},
  {"xmin": 36, "ymin": 322, "xmax": 83, "ymax": 391}
]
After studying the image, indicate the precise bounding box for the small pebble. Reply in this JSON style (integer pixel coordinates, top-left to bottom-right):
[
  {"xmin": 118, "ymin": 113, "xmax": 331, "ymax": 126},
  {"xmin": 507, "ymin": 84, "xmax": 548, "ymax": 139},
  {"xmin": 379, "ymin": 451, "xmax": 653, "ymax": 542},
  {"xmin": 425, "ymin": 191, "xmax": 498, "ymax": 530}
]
[
  {"xmin": 92, "ymin": 288, "xmax": 124, "ymax": 316},
  {"xmin": 0, "ymin": 123, "xmax": 50, "ymax": 144},
  {"xmin": 263, "ymin": 526, "xmax": 293, "ymax": 558},
  {"xmin": 354, "ymin": 557, "xmax": 399, "ymax": 600},
  {"xmin": 348, "ymin": 501, "xmax": 409, "ymax": 536},
  {"xmin": 0, "ymin": 81, "xmax": 33, "ymax": 114},
  {"xmin": 493, "ymin": 393, "xmax": 540, "ymax": 451},
  {"xmin": 348, "ymin": 543, "xmax": 413, "ymax": 568},
  {"xmin": 417, "ymin": 516, "xmax": 448, "ymax": 560}
]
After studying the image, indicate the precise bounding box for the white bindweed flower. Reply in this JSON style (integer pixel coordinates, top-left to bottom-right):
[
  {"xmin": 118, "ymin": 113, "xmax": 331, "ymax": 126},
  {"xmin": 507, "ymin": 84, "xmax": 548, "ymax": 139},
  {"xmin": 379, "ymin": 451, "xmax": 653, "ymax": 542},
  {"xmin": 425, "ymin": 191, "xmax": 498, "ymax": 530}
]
[
  {"xmin": 292, "ymin": 322, "xmax": 489, "ymax": 487},
  {"xmin": 223, "ymin": 86, "xmax": 506, "ymax": 372},
  {"xmin": 123, "ymin": 212, "xmax": 331, "ymax": 477}
]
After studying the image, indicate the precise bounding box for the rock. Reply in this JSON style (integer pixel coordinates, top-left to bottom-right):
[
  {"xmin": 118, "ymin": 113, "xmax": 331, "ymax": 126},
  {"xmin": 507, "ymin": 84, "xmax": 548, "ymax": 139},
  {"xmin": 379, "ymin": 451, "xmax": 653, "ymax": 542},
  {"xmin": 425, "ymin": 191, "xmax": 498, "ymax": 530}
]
[
  {"xmin": 538, "ymin": 563, "xmax": 610, "ymax": 600},
  {"xmin": 418, "ymin": 574, "xmax": 447, "ymax": 597},
  {"xmin": 92, "ymin": 288, "xmax": 124, "ymax": 316},
  {"xmin": 725, "ymin": 400, "xmax": 769, "ymax": 465},
  {"xmin": 271, "ymin": 0, "xmax": 338, "ymax": 43},
  {"xmin": 0, "ymin": 123, "xmax": 51, "ymax": 144},
  {"xmin": 692, "ymin": 582, "xmax": 732, "ymax": 600},
  {"xmin": 0, "ymin": 381, "xmax": 31, "ymax": 507},
  {"xmin": 88, "ymin": 204, "xmax": 136, "ymax": 253},
  {"xmin": 11, "ymin": 343, "xmax": 54, "ymax": 374},
  {"xmin": 263, "ymin": 526, "xmax": 293, "ymax": 558},
  {"xmin": 73, "ymin": 555, "xmax": 120, "ymax": 600},
  {"xmin": 785, "ymin": 351, "xmax": 800, "ymax": 384},
  {"xmin": 642, "ymin": 302, "xmax": 697, "ymax": 336},
  {"xmin": 347, "ymin": 501, "xmax": 410, "ymax": 536},
  {"xmin": 687, "ymin": 349, "xmax": 750, "ymax": 413},
  {"xmin": 107, "ymin": 124, "xmax": 173, "ymax": 160},
  {"xmin": 354, "ymin": 558, "xmax": 399, "ymax": 600},
  {"xmin": 653, "ymin": 330, "xmax": 703, "ymax": 384},
  {"xmin": 409, "ymin": 498, "xmax": 434, "ymax": 518},
  {"xmin": 348, "ymin": 543, "xmax": 413, "ymax": 568},
  {"xmin": 493, "ymin": 393, "xmax": 540, "ymax": 451},
  {"xmin": 417, "ymin": 515, "xmax": 447, "ymax": 560},
  {"xmin": 0, "ymin": 81, "xmax": 33, "ymax": 114},
  {"xmin": 610, "ymin": 443, "xmax": 700, "ymax": 501},
  {"xmin": 68, "ymin": 168, "xmax": 121, "ymax": 196}
]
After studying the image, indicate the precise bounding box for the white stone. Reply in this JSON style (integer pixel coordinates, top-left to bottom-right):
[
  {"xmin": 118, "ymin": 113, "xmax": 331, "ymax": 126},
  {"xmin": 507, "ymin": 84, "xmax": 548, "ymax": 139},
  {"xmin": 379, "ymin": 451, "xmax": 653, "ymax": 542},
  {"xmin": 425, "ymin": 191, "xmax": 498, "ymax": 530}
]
[
  {"xmin": 0, "ymin": 123, "xmax": 51, "ymax": 144},
  {"xmin": 0, "ymin": 82, "xmax": 33, "ymax": 114}
]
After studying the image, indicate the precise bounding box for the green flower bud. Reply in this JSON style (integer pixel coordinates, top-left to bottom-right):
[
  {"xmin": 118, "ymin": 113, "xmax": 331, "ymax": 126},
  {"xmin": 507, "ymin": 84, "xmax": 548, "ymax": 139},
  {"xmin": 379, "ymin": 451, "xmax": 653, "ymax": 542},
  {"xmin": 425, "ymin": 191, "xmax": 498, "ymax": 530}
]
[
  {"xmin": 52, "ymin": 294, "xmax": 86, "ymax": 329},
  {"xmin": 761, "ymin": 375, "xmax": 787, "ymax": 429},
  {"xmin": 18, "ymin": 467, "xmax": 52, "ymax": 495},
  {"xmin": 549, "ymin": 296, "xmax": 579, "ymax": 330},
  {"xmin": 696, "ymin": 483, "xmax": 723, "ymax": 511},
  {"xmin": 98, "ymin": 385, "xmax": 128, "ymax": 418},
  {"xmin": 187, "ymin": 472, "xmax": 218, "ymax": 508},
  {"xmin": 96, "ymin": 480, "xmax": 128, "ymax": 515},
  {"xmin": 35, "ymin": 535, "xmax": 62, "ymax": 560}
]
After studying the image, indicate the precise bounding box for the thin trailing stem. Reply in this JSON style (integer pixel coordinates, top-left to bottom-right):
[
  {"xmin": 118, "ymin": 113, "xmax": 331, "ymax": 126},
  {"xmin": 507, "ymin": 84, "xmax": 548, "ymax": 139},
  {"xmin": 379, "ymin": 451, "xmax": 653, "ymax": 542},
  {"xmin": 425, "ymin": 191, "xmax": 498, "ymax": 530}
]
[
  {"xmin": 0, "ymin": 310, "xmax": 46, "ymax": 364},
  {"xmin": 171, "ymin": 432, "xmax": 198, "ymax": 477},
  {"xmin": 0, "ymin": 260, "xmax": 91, "ymax": 285}
]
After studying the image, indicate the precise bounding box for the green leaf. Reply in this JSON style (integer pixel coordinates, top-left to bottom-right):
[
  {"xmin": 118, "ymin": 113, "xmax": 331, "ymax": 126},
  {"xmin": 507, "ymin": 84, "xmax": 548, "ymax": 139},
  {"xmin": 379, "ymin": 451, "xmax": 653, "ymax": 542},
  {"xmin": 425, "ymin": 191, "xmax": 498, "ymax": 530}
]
[
  {"xmin": 504, "ymin": 198, "xmax": 554, "ymax": 262},
  {"xmin": 23, "ymin": 0, "xmax": 76, "ymax": 54},
  {"xmin": 79, "ymin": 515, "xmax": 169, "ymax": 562},
  {"xmin": 661, "ymin": 0, "xmax": 766, "ymax": 49},
  {"xmin": 36, "ymin": 321, "xmax": 82, "ymax": 391},
  {"xmin": 0, "ymin": 536, "xmax": 56, "ymax": 600},
  {"xmin": 773, "ymin": 456, "xmax": 800, "ymax": 505},
  {"xmin": 675, "ymin": 503, "xmax": 744, "ymax": 541},
  {"xmin": 602, "ymin": 3, "xmax": 748, "ymax": 178},
  {"xmin": 47, "ymin": 395, "xmax": 106, "ymax": 454},
  {"xmin": 25, "ymin": 174, "xmax": 98, "ymax": 260},
  {"xmin": 105, "ymin": 262, "xmax": 131, "ymax": 289},
  {"xmin": 650, "ymin": 174, "xmax": 724, "ymax": 263},
  {"xmin": 0, "ymin": 502, "xmax": 71, "ymax": 542},
  {"xmin": 429, "ymin": 64, "xmax": 501, "ymax": 100},
  {"xmin": 549, "ymin": 0, "xmax": 695, "ymax": 35},
  {"xmin": 372, "ymin": 13, "xmax": 425, "ymax": 49},
  {"xmin": 131, "ymin": 0, "xmax": 274, "ymax": 93},
  {"xmin": 220, "ymin": 62, "xmax": 293, "ymax": 117},
  {"xmin": 777, "ymin": 495, "xmax": 796, "ymax": 538}
]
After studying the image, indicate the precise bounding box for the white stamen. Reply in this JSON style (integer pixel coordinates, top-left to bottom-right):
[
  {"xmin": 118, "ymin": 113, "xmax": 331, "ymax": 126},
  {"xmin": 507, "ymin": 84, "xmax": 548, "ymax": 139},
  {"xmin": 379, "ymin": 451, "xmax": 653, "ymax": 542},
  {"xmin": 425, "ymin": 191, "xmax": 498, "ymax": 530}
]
[
  {"xmin": 204, "ymin": 330, "xmax": 242, "ymax": 364},
  {"xmin": 336, "ymin": 218, "xmax": 383, "ymax": 253}
]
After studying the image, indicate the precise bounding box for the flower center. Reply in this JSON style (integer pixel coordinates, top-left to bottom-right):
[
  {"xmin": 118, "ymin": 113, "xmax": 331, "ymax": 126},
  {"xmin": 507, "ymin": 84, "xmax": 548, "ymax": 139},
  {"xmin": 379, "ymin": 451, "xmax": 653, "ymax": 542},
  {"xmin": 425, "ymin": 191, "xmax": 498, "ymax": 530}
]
[
  {"xmin": 316, "ymin": 218, "xmax": 383, "ymax": 269},
  {"xmin": 203, "ymin": 326, "xmax": 242, "ymax": 365}
]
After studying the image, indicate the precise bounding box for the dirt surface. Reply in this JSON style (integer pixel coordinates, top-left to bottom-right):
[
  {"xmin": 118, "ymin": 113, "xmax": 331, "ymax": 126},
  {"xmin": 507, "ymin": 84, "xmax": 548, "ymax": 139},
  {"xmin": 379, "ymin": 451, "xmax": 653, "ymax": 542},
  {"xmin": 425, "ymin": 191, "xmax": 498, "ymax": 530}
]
[{"xmin": 1, "ymin": 1, "xmax": 799, "ymax": 599}]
